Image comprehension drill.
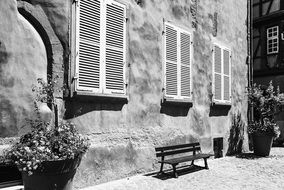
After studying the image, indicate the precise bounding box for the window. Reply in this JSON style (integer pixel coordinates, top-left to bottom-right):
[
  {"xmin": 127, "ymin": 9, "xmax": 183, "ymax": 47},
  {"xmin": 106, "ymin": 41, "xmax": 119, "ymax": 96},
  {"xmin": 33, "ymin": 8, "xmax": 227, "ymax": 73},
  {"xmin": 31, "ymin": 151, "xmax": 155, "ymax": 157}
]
[
  {"xmin": 163, "ymin": 22, "xmax": 192, "ymax": 101},
  {"xmin": 267, "ymin": 26, "xmax": 278, "ymax": 54},
  {"xmin": 212, "ymin": 44, "xmax": 231, "ymax": 104},
  {"xmin": 75, "ymin": 0, "xmax": 127, "ymax": 96}
]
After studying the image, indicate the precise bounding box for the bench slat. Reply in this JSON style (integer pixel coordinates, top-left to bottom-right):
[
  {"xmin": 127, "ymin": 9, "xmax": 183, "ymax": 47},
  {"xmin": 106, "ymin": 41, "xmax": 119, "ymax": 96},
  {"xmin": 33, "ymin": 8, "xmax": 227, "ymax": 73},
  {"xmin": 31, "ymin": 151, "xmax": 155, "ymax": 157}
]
[
  {"xmin": 158, "ymin": 153, "xmax": 211, "ymax": 165},
  {"xmin": 156, "ymin": 147, "xmax": 201, "ymax": 157},
  {"xmin": 155, "ymin": 142, "xmax": 200, "ymax": 151}
]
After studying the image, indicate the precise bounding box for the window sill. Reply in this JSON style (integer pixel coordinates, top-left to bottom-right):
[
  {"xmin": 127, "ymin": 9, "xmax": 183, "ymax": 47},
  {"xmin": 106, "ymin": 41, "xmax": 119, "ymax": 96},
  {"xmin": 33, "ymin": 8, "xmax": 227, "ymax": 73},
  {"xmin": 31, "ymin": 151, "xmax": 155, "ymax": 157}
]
[
  {"xmin": 162, "ymin": 97, "xmax": 193, "ymax": 106},
  {"xmin": 212, "ymin": 100, "xmax": 231, "ymax": 106},
  {"xmin": 72, "ymin": 91, "xmax": 128, "ymax": 103},
  {"xmin": 267, "ymin": 52, "xmax": 278, "ymax": 56}
]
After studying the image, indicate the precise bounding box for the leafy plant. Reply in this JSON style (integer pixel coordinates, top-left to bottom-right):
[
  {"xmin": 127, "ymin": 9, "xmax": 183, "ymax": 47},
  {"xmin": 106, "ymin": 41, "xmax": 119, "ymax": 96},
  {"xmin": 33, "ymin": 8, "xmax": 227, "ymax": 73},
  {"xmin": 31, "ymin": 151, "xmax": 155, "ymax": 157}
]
[
  {"xmin": 4, "ymin": 77, "xmax": 89, "ymax": 175},
  {"xmin": 248, "ymin": 81, "xmax": 284, "ymax": 138}
]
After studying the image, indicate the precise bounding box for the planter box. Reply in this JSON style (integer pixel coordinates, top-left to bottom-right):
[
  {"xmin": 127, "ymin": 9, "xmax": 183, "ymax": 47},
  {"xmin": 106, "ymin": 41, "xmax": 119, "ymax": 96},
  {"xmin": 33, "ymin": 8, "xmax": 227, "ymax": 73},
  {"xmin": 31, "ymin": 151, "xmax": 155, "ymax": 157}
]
[
  {"xmin": 253, "ymin": 133, "xmax": 274, "ymax": 156},
  {"xmin": 22, "ymin": 157, "xmax": 82, "ymax": 190}
]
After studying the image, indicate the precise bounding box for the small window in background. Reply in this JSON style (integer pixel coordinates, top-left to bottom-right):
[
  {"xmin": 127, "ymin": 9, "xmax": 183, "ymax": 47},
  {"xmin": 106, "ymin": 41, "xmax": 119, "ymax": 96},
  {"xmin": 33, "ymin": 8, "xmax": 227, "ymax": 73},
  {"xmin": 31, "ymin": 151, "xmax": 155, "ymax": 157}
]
[
  {"xmin": 267, "ymin": 26, "xmax": 279, "ymax": 55},
  {"xmin": 212, "ymin": 44, "xmax": 232, "ymax": 104}
]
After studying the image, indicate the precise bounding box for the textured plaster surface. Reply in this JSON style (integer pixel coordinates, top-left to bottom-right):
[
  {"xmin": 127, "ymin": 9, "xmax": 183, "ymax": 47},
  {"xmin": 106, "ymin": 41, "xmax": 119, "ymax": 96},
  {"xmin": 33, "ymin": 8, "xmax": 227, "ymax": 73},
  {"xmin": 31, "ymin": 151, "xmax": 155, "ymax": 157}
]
[
  {"xmin": 72, "ymin": 0, "xmax": 249, "ymax": 188},
  {"xmin": 0, "ymin": 0, "xmax": 248, "ymax": 188},
  {"xmin": 0, "ymin": 0, "xmax": 49, "ymax": 137}
]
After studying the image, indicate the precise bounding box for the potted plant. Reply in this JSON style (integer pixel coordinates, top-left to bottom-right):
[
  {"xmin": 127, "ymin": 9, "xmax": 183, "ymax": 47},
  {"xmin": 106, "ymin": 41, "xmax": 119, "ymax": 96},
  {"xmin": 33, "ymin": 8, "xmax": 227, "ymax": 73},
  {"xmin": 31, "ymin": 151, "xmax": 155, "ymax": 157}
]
[
  {"xmin": 3, "ymin": 77, "xmax": 89, "ymax": 190},
  {"xmin": 248, "ymin": 81, "xmax": 283, "ymax": 156}
]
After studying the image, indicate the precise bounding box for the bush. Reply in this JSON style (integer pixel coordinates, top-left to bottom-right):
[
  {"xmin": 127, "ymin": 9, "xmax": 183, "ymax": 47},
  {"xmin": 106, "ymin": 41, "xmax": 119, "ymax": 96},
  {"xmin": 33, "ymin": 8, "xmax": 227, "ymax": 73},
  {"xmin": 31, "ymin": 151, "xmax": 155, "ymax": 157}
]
[
  {"xmin": 248, "ymin": 81, "xmax": 284, "ymax": 138},
  {"xmin": 5, "ymin": 121, "xmax": 89, "ymax": 175}
]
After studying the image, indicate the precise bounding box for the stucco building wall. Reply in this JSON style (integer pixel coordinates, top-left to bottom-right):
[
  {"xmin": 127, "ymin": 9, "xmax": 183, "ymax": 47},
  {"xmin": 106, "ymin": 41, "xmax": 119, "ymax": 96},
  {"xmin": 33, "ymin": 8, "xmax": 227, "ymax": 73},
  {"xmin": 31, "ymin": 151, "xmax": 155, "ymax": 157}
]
[
  {"xmin": 0, "ymin": 0, "xmax": 248, "ymax": 188},
  {"xmin": 0, "ymin": 0, "xmax": 48, "ymax": 138}
]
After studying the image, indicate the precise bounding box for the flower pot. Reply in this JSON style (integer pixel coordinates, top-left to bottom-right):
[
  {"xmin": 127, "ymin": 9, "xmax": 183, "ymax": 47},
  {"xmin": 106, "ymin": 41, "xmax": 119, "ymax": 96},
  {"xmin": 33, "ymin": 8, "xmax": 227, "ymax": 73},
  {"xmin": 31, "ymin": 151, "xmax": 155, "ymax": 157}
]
[
  {"xmin": 21, "ymin": 156, "xmax": 81, "ymax": 190},
  {"xmin": 252, "ymin": 133, "xmax": 274, "ymax": 156}
]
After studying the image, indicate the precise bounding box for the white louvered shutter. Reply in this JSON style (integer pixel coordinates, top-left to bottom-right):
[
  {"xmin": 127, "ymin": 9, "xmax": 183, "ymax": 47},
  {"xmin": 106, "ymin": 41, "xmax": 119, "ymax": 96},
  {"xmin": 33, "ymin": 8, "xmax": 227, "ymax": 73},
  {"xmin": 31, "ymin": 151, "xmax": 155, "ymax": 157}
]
[
  {"xmin": 76, "ymin": 0, "xmax": 101, "ymax": 93},
  {"xmin": 180, "ymin": 31, "xmax": 191, "ymax": 98},
  {"xmin": 104, "ymin": 1, "xmax": 126, "ymax": 94},
  {"xmin": 165, "ymin": 24, "xmax": 178, "ymax": 98},
  {"xmin": 223, "ymin": 49, "xmax": 231, "ymax": 102},
  {"xmin": 213, "ymin": 45, "xmax": 222, "ymax": 101}
]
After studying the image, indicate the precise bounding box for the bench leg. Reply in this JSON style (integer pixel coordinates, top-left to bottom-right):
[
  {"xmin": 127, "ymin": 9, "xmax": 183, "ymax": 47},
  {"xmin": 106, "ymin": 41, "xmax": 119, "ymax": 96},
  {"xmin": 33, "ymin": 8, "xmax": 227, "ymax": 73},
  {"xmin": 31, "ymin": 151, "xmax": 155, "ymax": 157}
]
[
  {"xmin": 191, "ymin": 160, "xmax": 194, "ymax": 166},
  {"xmin": 203, "ymin": 158, "xmax": 208, "ymax": 169},
  {"xmin": 159, "ymin": 163, "xmax": 164, "ymax": 174},
  {"xmin": 172, "ymin": 164, "xmax": 178, "ymax": 178}
]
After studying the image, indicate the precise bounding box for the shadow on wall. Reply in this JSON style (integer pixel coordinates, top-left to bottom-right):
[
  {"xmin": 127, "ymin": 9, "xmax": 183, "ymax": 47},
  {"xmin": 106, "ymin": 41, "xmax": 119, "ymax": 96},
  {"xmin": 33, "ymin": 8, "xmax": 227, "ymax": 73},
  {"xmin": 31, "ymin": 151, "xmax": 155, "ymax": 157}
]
[
  {"xmin": 0, "ymin": 95, "xmax": 18, "ymax": 137},
  {"xmin": 226, "ymin": 112, "xmax": 245, "ymax": 156},
  {"xmin": 64, "ymin": 97, "xmax": 127, "ymax": 119},
  {"xmin": 0, "ymin": 41, "xmax": 14, "ymax": 88},
  {"xmin": 160, "ymin": 101, "xmax": 192, "ymax": 117},
  {"xmin": 209, "ymin": 104, "xmax": 231, "ymax": 117}
]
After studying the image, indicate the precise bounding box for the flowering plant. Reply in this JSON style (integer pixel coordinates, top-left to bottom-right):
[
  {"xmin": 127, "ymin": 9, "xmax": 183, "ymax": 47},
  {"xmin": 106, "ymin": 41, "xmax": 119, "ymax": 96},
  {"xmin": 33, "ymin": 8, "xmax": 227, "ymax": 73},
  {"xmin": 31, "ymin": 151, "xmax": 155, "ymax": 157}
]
[
  {"xmin": 4, "ymin": 77, "xmax": 89, "ymax": 175},
  {"xmin": 4, "ymin": 121, "xmax": 89, "ymax": 175},
  {"xmin": 248, "ymin": 81, "xmax": 284, "ymax": 138}
]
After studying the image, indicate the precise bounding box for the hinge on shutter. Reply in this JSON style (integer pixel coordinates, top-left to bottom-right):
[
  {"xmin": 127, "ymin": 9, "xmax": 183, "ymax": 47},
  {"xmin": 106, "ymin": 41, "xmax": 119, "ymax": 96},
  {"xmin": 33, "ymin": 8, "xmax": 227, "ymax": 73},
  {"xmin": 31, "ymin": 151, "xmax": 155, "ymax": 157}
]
[
  {"xmin": 161, "ymin": 87, "xmax": 165, "ymax": 103},
  {"xmin": 73, "ymin": 73, "xmax": 79, "ymax": 83},
  {"xmin": 73, "ymin": 0, "xmax": 78, "ymax": 3},
  {"xmin": 124, "ymin": 17, "xmax": 129, "ymax": 22}
]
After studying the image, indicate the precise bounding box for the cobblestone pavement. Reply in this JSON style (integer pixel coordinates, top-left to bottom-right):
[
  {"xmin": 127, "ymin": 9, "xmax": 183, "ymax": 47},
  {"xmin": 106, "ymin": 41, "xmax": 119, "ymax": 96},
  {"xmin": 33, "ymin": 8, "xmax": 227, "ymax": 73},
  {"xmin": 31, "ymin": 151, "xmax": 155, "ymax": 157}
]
[{"xmin": 81, "ymin": 148, "xmax": 284, "ymax": 190}]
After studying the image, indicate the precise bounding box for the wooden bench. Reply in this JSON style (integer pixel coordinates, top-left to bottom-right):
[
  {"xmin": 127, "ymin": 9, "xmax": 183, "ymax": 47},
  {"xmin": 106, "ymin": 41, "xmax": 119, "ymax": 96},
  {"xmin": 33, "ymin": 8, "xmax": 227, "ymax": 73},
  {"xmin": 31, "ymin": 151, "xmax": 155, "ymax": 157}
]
[{"xmin": 155, "ymin": 142, "xmax": 212, "ymax": 178}]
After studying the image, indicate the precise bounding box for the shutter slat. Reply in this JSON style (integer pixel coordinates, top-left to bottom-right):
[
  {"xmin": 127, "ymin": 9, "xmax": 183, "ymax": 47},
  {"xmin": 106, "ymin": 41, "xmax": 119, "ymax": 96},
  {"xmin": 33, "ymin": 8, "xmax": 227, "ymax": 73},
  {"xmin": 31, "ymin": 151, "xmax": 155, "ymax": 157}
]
[
  {"xmin": 81, "ymin": 0, "xmax": 100, "ymax": 7},
  {"xmin": 106, "ymin": 5, "xmax": 124, "ymax": 15},
  {"xmin": 79, "ymin": 67, "xmax": 100, "ymax": 73},
  {"xmin": 80, "ymin": 10, "xmax": 100, "ymax": 20},
  {"xmin": 106, "ymin": 16, "xmax": 124, "ymax": 23},
  {"xmin": 105, "ymin": 29, "xmax": 124, "ymax": 36},
  {"xmin": 79, "ymin": 19, "xmax": 100, "ymax": 29}
]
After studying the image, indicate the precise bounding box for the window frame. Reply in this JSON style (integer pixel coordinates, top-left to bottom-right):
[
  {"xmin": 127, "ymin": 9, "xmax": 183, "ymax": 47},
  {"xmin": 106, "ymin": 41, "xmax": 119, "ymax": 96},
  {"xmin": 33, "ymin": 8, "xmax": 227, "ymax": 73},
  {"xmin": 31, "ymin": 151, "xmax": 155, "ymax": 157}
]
[
  {"xmin": 163, "ymin": 21, "xmax": 193, "ymax": 102},
  {"xmin": 72, "ymin": 0, "xmax": 128, "ymax": 98},
  {"xmin": 212, "ymin": 43, "xmax": 232, "ymax": 105},
  {"xmin": 266, "ymin": 25, "xmax": 279, "ymax": 55}
]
